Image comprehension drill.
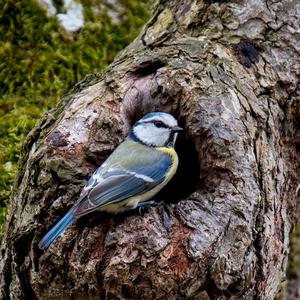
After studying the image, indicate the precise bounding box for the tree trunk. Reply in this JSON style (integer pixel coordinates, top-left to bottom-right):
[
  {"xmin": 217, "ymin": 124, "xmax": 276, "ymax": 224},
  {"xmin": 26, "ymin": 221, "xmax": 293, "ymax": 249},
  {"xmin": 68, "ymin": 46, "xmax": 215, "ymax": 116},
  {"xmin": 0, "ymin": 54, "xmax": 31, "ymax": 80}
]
[{"xmin": 0, "ymin": 0, "xmax": 299, "ymax": 299}]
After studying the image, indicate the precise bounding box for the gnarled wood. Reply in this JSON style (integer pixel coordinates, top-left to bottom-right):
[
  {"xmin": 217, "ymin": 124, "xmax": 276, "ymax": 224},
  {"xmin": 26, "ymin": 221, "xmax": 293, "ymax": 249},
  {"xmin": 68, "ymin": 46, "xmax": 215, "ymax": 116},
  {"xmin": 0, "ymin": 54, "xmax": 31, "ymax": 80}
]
[{"xmin": 0, "ymin": 1, "xmax": 299, "ymax": 299}]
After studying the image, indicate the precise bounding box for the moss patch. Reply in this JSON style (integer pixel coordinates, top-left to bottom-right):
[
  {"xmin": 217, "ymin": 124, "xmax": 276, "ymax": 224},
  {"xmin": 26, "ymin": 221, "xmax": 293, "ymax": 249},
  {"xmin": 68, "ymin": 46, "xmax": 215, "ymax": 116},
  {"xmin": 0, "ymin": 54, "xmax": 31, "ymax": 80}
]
[
  {"xmin": 288, "ymin": 224, "xmax": 300, "ymax": 279},
  {"xmin": 0, "ymin": 0, "xmax": 150, "ymax": 231}
]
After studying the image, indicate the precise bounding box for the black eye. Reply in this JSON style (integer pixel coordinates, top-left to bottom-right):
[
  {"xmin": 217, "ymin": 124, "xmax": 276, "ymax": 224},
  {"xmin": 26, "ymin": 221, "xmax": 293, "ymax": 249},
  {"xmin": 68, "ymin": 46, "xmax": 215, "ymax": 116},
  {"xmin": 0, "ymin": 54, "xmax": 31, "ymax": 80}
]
[{"xmin": 154, "ymin": 121, "xmax": 166, "ymax": 128}]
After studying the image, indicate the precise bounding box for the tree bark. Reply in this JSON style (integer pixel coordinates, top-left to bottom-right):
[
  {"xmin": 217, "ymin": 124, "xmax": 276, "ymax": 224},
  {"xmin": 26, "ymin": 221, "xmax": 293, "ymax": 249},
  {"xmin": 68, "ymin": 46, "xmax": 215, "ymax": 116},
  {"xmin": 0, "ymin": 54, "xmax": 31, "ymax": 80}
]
[{"xmin": 0, "ymin": 0, "xmax": 299, "ymax": 299}]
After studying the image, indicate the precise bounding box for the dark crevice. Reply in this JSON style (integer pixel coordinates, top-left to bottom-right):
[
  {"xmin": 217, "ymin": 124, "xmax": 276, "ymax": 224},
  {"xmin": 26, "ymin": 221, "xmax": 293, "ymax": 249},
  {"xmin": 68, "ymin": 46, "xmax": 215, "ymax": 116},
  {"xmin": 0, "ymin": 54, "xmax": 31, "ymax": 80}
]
[
  {"xmin": 233, "ymin": 40, "xmax": 260, "ymax": 68},
  {"xmin": 252, "ymin": 131, "xmax": 266, "ymax": 296},
  {"xmin": 253, "ymin": 225, "xmax": 265, "ymax": 297},
  {"xmin": 14, "ymin": 233, "xmax": 38, "ymax": 300},
  {"xmin": 1, "ymin": 250, "xmax": 12, "ymax": 300},
  {"xmin": 49, "ymin": 169, "xmax": 63, "ymax": 186},
  {"xmin": 155, "ymin": 125, "xmax": 200, "ymax": 204},
  {"xmin": 202, "ymin": 270, "xmax": 225, "ymax": 299},
  {"xmin": 225, "ymin": 280, "xmax": 250, "ymax": 298},
  {"xmin": 121, "ymin": 285, "xmax": 135, "ymax": 299},
  {"xmin": 131, "ymin": 60, "xmax": 166, "ymax": 77}
]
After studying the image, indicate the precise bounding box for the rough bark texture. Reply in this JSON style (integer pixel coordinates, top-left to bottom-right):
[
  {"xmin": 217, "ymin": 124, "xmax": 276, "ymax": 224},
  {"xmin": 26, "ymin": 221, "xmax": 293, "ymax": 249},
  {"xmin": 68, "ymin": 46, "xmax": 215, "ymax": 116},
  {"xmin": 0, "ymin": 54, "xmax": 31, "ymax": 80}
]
[{"xmin": 0, "ymin": 0, "xmax": 299, "ymax": 299}]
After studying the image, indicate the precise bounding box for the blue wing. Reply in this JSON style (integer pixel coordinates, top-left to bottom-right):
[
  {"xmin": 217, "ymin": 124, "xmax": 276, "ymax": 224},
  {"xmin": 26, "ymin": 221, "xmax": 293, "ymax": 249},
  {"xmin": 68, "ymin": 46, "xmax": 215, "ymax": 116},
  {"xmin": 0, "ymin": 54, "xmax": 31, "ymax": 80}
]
[{"xmin": 74, "ymin": 144, "xmax": 173, "ymax": 217}]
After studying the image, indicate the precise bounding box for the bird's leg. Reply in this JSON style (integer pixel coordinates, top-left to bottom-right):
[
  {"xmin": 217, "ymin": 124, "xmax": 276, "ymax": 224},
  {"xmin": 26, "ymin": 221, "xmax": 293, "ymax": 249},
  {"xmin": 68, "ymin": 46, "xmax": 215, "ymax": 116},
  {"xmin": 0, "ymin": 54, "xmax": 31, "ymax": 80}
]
[
  {"xmin": 159, "ymin": 203, "xmax": 173, "ymax": 230},
  {"xmin": 137, "ymin": 200, "xmax": 173, "ymax": 230},
  {"xmin": 137, "ymin": 199, "xmax": 163, "ymax": 215}
]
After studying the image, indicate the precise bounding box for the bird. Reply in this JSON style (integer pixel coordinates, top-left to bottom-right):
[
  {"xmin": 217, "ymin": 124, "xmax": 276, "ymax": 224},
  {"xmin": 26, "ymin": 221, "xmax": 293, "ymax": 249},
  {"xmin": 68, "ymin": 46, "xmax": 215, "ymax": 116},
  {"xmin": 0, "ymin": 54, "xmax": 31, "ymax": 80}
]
[{"xmin": 38, "ymin": 112, "xmax": 183, "ymax": 250}]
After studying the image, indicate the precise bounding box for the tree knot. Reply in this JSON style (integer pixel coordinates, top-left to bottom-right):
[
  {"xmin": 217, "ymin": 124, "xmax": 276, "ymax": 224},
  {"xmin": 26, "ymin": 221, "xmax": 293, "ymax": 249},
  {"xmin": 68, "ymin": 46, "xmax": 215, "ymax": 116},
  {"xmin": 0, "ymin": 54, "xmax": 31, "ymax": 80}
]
[{"xmin": 233, "ymin": 40, "xmax": 260, "ymax": 68}]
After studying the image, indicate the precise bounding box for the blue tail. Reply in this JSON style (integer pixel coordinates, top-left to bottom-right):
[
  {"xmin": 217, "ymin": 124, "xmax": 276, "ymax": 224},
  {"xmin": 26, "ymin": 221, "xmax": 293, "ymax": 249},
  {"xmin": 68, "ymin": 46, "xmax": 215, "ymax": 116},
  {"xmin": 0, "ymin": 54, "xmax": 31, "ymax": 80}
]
[{"xmin": 38, "ymin": 209, "xmax": 75, "ymax": 250}]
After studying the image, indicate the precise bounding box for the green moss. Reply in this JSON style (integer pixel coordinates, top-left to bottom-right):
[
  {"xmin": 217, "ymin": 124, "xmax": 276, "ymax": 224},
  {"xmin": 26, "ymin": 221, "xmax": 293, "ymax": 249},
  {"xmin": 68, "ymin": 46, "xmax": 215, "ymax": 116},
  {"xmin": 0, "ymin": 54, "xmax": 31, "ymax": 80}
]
[
  {"xmin": 0, "ymin": 0, "xmax": 151, "ymax": 231},
  {"xmin": 0, "ymin": 95, "xmax": 56, "ymax": 232},
  {"xmin": 0, "ymin": 0, "xmax": 150, "ymax": 97},
  {"xmin": 287, "ymin": 224, "xmax": 300, "ymax": 279}
]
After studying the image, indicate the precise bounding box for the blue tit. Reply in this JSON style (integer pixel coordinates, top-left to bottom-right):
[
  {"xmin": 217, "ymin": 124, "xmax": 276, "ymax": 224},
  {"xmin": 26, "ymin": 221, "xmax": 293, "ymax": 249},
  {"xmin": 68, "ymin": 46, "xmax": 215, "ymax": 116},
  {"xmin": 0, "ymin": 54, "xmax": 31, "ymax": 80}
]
[{"xmin": 38, "ymin": 112, "xmax": 183, "ymax": 250}]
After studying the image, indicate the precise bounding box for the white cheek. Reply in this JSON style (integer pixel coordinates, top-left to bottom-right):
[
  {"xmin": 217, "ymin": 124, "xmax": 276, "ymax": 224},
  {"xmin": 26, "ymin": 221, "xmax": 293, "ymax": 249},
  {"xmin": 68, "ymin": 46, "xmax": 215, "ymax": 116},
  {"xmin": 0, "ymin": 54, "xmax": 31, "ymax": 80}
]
[
  {"xmin": 155, "ymin": 131, "xmax": 169, "ymax": 145},
  {"xmin": 134, "ymin": 124, "xmax": 169, "ymax": 146}
]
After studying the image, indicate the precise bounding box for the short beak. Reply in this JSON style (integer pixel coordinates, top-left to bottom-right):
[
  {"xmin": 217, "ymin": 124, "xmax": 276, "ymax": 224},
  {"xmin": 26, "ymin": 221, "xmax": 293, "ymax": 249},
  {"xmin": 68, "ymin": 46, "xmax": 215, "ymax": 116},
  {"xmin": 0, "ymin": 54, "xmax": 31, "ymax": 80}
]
[{"xmin": 172, "ymin": 126, "xmax": 183, "ymax": 132}]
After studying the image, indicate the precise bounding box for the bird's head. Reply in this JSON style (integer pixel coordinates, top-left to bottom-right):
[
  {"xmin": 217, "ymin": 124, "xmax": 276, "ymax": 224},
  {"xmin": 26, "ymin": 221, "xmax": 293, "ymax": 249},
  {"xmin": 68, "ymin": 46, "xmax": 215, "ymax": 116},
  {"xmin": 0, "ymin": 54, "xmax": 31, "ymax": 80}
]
[{"xmin": 129, "ymin": 112, "xmax": 183, "ymax": 147}]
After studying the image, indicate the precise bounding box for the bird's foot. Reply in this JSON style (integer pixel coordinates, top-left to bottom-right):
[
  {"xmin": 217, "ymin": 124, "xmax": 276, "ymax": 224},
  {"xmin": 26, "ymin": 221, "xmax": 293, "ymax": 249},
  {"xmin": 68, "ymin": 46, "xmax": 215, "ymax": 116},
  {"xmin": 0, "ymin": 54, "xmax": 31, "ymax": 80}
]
[
  {"xmin": 137, "ymin": 199, "xmax": 163, "ymax": 216},
  {"xmin": 137, "ymin": 200, "xmax": 173, "ymax": 230},
  {"xmin": 159, "ymin": 204, "xmax": 173, "ymax": 231}
]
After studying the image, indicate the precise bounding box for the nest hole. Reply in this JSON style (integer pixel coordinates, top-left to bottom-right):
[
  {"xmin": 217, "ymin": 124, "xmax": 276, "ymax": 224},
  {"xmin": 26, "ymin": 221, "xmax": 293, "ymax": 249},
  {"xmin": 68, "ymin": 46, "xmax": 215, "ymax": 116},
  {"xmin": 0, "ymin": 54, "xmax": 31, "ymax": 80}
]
[{"xmin": 155, "ymin": 128, "xmax": 200, "ymax": 204}]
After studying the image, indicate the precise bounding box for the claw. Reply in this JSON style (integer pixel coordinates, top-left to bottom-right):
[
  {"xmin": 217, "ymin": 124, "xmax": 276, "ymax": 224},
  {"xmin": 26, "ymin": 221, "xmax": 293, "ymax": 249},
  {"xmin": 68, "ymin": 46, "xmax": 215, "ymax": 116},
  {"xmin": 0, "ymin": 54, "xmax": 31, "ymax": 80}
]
[
  {"xmin": 138, "ymin": 206, "xmax": 146, "ymax": 216},
  {"xmin": 160, "ymin": 204, "xmax": 173, "ymax": 230},
  {"xmin": 137, "ymin": 200, "xmax": 173, "ymax": 230}
]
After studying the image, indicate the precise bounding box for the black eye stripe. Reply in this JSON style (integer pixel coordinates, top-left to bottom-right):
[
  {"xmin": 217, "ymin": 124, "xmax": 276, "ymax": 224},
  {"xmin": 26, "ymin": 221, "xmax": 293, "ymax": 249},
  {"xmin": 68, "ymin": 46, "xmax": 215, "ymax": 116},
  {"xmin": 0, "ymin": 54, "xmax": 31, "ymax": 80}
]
[
  {"xmin": 153, "ymin": 120, "xmax": 168, "ymax": 128},
  {"xmin": 138, "ymin": 120, "xmax": 171, "ymax": 129}
]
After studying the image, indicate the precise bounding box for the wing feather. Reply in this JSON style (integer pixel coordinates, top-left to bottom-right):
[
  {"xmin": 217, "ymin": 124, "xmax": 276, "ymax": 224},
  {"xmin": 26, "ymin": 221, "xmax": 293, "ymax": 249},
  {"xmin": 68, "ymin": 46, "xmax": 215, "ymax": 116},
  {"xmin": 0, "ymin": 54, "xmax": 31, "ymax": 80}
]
[
  {"xmin": 73, "ymin": 141, "xmax": 173, "ymax": 217},
  {"xmin": 74, "ymin": 173, "xmax": 148, "ymax": 217}
]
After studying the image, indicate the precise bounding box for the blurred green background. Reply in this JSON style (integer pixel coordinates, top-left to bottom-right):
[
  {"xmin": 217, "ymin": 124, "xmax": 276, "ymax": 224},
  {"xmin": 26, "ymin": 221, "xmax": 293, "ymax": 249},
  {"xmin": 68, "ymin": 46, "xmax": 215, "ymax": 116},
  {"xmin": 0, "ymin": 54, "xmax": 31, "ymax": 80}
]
[
  {"xmin": 0, "ymin": 0, "xmax": 150, "ymax": 231},
  {"xmin": 0, "ymin": 1, "xmax": 299, "ymax": 295}
]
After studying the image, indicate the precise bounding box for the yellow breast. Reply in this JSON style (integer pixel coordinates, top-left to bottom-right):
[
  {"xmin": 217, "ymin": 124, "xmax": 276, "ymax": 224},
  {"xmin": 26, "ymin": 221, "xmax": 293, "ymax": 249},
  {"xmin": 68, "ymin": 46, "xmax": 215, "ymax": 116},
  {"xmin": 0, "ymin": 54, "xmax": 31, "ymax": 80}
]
[{"xmin": 156, "ymin": 146, "xmax": 179, "ymax": 180}]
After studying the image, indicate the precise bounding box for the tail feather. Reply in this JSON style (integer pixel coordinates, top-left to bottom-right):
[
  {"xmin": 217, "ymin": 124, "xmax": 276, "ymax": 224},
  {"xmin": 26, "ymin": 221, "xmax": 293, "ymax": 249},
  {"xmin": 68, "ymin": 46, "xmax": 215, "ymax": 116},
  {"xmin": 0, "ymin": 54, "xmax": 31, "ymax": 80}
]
[{"xmin": 38, "ymin": 209, "xmax": 74, "ymax": 250}]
